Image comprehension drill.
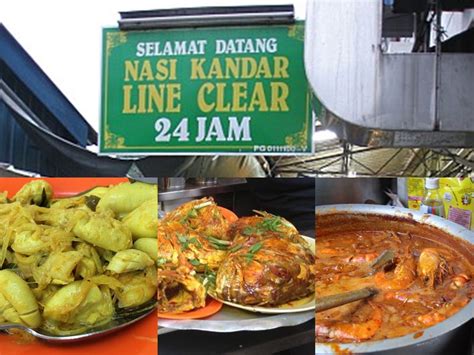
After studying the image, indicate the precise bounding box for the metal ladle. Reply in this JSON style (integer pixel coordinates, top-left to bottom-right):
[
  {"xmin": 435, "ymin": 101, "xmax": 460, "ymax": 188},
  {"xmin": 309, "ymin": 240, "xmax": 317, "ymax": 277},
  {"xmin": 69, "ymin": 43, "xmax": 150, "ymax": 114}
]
[
  {"xmin": 316, "ymin": 287, "xmax": 378, "ymax": 313},
  {"xmin": 0, "ymin": 300, "xmax": 156, "ymax": 343},
  {"xmin": 316, "ymin": 249, "xmax": 395, "ymax": 313}
]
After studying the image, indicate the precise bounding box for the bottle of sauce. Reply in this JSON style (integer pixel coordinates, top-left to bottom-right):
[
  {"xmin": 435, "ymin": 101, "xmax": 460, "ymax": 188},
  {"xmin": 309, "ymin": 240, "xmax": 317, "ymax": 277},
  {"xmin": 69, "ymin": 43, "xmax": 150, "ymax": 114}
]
[{"xmin": 420, "ymin": 178, "xmax": 445, "ymax": 217}]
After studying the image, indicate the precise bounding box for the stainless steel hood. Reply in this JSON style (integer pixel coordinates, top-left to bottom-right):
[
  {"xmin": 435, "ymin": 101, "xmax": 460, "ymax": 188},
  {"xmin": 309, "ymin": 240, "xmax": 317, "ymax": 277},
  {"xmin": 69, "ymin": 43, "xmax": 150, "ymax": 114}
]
[{"xmin": 305, "ymin": 0, "xmax": 474, "ymax": 147}]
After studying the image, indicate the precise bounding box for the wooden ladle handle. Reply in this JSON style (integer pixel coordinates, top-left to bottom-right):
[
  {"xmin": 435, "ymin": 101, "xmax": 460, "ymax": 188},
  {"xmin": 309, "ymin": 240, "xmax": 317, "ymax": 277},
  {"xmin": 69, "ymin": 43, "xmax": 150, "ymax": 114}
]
[{"xmin": 315, "ymin": 287, "xmax": 378, "ymax": 313}]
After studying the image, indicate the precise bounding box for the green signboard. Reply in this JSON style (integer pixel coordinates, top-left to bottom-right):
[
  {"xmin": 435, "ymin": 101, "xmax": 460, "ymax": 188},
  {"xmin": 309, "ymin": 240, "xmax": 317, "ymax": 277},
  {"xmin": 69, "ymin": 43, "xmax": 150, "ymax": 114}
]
[{"xmin": 100, "ymin": 23, "xmax": 312, "ymax": 155}]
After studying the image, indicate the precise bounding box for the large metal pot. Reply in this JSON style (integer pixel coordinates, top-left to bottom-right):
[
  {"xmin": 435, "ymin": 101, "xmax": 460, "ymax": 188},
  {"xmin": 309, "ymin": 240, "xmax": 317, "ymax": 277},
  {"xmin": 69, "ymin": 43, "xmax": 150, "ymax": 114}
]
[{"xmin": 315, "ymin": 204, "xmax": 474, "ymax": 355}]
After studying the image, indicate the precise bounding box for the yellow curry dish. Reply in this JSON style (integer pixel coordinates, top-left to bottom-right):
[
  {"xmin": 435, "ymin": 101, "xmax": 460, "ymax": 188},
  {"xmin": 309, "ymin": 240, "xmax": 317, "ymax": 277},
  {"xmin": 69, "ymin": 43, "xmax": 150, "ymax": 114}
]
[{"xmin": 0, "ymin": 180, "xmax": 158, "ymax": 335}]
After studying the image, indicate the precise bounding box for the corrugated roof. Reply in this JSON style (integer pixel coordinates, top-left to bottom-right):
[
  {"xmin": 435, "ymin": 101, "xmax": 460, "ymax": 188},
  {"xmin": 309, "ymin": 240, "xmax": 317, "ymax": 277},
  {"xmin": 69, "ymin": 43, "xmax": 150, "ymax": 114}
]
[
  {"xmin": 272, "ymin": 142, "xmax": 473, "ymax": 177},
  {"xmin": 0, "ymin": 23, "xmax": 97, "ymax": 146}
]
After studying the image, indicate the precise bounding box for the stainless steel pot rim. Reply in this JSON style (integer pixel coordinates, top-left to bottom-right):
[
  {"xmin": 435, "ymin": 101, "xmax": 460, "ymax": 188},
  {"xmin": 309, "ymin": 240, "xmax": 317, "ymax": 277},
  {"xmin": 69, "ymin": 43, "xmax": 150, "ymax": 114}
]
[
  {"xmin": 315, "ymin": 306, "xmax": 474, "ymax": 353},
  {"xmin": 316, "ymin": 204, "xmax": 474, "ymax": 243},
  {"xmin": 315, "ymin": 204, "xmax": 474, "ymax": 353}
]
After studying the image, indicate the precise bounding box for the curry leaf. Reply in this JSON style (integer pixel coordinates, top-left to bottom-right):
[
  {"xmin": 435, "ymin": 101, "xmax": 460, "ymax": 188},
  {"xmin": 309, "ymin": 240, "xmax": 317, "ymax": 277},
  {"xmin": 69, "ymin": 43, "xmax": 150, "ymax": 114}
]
[
  {"xmin": 245, "ymin": 242, "xmax": 263, "ymax": 262},
  {"xmin": 258, "ymin": 216, "xmax": 282, "ymax": 232},
  {"xmin": 206, "ymin": 236, "xmax": 231, "ymax": 246},
  {"xmin": 228, "ymin": 244, "xmax": 242, "ymax": 253},
  {"xmin": 206, "ymin": 236, "xmax": 230, "ymax": 250},
  {"xmin": 249, "ymin": 242, "xmax": 263, "ymax": 254},
  {"xmin": 188, "ymin": 208, "xmax": 198, "ymax": 218},
  {"xmin": 188, "ymin": 237, "xmax": 202, "ymax": 248},
  {"xmin": 157, "ymin": 257, "xmax": 167, "ymax": 265},
  {"xmin": 244, "ymin": 253, "xmax": 255, "ymax": 262},
  {"xmin": 242, "ymin": 227, "xmax": 256, "ymax": 236},
  {"xmin": 202, "ymin": 266, "xmax": 217, "ymax": 291},
  {"xmin": 189, "ymin": 258, "xmax": 201, "ymax": 266}
]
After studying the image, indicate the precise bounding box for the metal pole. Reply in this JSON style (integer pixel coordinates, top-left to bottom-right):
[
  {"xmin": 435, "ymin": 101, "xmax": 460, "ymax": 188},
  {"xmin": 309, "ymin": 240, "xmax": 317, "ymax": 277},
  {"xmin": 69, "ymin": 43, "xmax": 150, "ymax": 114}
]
[{"xmin": 434, "ymin": 0, "xmax": 442, "ymax": 131}]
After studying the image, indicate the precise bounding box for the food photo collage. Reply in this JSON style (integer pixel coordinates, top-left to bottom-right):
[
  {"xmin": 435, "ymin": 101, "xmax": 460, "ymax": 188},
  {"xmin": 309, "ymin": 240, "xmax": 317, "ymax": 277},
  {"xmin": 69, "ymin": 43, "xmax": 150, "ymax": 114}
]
[
  {"xmin": 1, "ymin": 1, "xmax": 474, "ymax": 354},
  {"xmin": 0, "ymin": 177, "xmax": 471, "ymax": 355}
]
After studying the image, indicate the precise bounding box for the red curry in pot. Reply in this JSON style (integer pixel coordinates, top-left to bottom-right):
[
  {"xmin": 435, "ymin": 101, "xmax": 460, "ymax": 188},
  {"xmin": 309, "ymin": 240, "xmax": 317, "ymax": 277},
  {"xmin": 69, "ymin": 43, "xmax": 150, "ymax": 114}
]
[{"xmin": 316, "ymin": 215, "xmax": 474, "ymax": 343}]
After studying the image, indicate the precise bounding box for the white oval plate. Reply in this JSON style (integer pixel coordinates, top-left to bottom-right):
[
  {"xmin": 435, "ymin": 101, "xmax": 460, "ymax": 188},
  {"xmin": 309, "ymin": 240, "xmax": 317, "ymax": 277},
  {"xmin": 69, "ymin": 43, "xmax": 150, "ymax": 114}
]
[{"xmin": 209, "ymin": 236, "xmax": 315, "ymax": 314}]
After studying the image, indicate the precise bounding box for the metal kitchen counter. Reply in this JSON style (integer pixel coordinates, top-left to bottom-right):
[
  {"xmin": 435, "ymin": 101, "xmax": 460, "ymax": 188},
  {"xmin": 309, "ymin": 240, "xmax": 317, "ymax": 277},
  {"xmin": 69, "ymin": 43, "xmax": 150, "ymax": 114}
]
[
  {"xmin": 158, "ymin": 319, "xmax": 314, "ymax": 355},
  {"xmin": 158, "ymin": 178, "xmax": 247, "ymax": 201}
]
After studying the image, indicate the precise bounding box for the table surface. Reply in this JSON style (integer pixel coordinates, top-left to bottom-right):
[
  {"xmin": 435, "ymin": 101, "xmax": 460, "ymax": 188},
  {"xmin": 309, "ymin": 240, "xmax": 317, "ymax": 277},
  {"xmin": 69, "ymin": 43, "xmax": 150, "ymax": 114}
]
[{"xmin": 158, "ymin": 320, "xmax": 314, "ymax": 355}]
